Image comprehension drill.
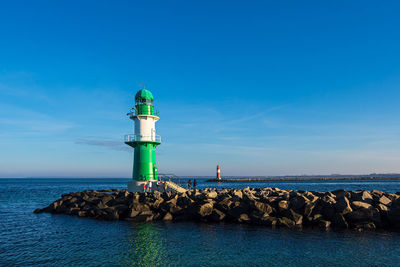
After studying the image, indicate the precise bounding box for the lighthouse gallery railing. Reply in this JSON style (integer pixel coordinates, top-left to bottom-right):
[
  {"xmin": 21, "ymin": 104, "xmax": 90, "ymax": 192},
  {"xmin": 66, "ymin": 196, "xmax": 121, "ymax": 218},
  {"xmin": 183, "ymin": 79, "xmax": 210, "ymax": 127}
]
[{"xmin": 124, "ymin": 134, "xmax": 161, "ymax": 143}]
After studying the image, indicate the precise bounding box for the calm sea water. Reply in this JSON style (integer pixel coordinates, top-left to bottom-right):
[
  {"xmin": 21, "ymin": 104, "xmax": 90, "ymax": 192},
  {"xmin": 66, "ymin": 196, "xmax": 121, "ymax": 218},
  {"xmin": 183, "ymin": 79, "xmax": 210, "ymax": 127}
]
[{"xmin": 1, "ymin": 178, "xmax": 400, "ymax": 266}]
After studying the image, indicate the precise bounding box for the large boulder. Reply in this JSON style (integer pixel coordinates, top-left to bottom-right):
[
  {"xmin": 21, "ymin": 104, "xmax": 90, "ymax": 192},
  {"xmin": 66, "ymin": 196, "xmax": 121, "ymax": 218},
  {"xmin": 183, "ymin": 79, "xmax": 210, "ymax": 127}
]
[
  {"xmin": 332, "ymin": 189, "xmax": 351, "ymax": 199},
  {"xmin": 351, "ymin": 201, "xmax": 372, "ymax": 210},
  {"xmin": 289, "ymin": 195, "xmax": 308, "ymax": 212},
  {"xmin": 334, "ymin": 197, "xmax": 352, "ymax": 214},
  {"xmin": 345, "ymin": 208, "xmax": 381, "ymax": 227},
  {"xmin": 351, "ymin": 191, "xmax": 373, "ymax": 204},
  {"xmin": 196, "ymin": 203, "xmax": 213, "ymax": 217},
  {"xmin": 231, "ymin": 190, "xmax": 243, "ymax": 200},
  {"xmin": 227, "ymin": 202, "xmax": 250, "ymax": 218},
  {"xmin": 378, "ymin": 196, "xmax": 391, "ymax": 206},
  {"xmin": 216, "ymin": 198, "xmax": 233, "ymax": 212},
  {"xmin": 320, "ymin": 196, "xmax": 336, "ymax": 220},
  {"xmin": 277, "ymin": 200, "xmax": 289, "ymax": 212},
  {"xmin": 252, "ymin": 201, "xmax": 273, "ymax": 214},
  {"xmin": 388, "ymin": 199, "xmax": 400, "ymax": 228},
  {"xmin": 205, "ymin": 191, "xmax": 218, "ymax": 199}
]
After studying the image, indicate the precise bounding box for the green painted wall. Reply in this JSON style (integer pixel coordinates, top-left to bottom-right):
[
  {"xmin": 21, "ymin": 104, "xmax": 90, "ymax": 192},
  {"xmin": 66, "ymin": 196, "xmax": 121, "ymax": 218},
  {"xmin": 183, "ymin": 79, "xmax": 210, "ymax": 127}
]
[
  {"xmin": 132, "ymin": 142, "xmax": 159, "ymax": 181},
  {"xmin": 136, "ymin": 104, "xmax": 154, "ymax": 115}
]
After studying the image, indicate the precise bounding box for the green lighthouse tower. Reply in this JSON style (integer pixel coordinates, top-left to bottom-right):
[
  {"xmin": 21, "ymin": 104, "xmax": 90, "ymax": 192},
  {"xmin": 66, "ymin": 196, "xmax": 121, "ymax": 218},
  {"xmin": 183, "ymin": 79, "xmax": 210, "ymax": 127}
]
[{"xmin": 125, "ymin": 88, "xmax": 161, "ymax": 192}]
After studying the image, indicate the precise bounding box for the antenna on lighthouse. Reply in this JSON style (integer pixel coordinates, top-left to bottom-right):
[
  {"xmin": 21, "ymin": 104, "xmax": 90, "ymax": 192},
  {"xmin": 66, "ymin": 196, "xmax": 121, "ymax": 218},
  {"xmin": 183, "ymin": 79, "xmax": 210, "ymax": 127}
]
[{"xmin": 138, "ymin": 83, "xmax": 148, "ymax": 89}]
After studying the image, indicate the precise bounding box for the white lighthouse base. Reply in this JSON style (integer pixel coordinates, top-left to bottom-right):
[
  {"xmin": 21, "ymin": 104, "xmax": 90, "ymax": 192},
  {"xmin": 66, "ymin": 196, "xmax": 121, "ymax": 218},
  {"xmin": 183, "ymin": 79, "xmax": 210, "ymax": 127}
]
[{"xmin": 127, "ymin": 180, "xmax": 167, "ymax": 193}]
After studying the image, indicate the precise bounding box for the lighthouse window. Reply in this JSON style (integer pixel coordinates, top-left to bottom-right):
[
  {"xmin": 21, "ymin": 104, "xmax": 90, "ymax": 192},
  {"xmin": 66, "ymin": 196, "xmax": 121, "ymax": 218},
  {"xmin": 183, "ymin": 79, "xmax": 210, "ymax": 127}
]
[{"xmin": 137, "ymin": 99, "xmax": 153, "ymax": 105}]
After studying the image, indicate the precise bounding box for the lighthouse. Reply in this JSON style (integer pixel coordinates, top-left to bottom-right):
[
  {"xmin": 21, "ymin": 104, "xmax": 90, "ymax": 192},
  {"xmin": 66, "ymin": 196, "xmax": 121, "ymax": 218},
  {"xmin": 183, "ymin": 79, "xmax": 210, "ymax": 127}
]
[
  {"xmin": 217, "ymin": 165, "xmax": 221, "ymax": 180},
  {"xmin": 125, "ymin": 88, "xmax": 161, "ymax": 192}
]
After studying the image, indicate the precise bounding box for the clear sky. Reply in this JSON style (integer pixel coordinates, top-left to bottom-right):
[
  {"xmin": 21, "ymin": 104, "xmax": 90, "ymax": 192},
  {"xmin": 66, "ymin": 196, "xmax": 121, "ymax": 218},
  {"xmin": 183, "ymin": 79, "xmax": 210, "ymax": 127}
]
[{"xmin": 1, "ymin": 0, "xmax": 400, "ymax": 177}]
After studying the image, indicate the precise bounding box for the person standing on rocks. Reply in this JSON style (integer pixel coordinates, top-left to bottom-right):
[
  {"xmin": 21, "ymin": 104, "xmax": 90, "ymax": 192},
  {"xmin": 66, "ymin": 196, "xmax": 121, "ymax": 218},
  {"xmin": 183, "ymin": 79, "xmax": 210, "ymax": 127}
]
[
  {"xmin": 193, "ymin": 179, "xmax": 197, "ymax": 189},
  {"xmin": 156, "ymin": 180, "xmax": 161, "ymax": 191},
  {"xmin": 163, "ymin": 181, "xmax": 167, "ymax": 192},
  {"xmin": 188, "ymin": 179, "xmax": 192, "ymax": 189},
  {"xmin": 142, "ymin": 183, "xmax": 146, "ymax": 192},
  {"xmin": 148, "ymin": 181, "xmax": 152, "ymax": 192}
]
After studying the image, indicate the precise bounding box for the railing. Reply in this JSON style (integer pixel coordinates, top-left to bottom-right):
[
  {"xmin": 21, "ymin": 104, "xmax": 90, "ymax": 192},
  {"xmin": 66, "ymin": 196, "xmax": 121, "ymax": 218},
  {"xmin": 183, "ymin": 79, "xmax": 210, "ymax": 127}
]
[
  {"xmin": 126, "ymin": 109, "xmax": 160, "ymax": 117},
  {"xmin": 165, "ymin": 180, "xmax": 187, "ymax": 193},
  {"xmin": 124, "ymin": 134, "xmax": 161, "ymax": 143}
]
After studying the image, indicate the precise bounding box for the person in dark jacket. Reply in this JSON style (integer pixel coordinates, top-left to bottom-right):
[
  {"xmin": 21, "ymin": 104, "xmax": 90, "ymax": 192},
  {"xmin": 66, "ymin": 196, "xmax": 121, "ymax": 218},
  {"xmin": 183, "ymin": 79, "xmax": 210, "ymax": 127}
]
[
  {"xmin": 193, "ymin": 179, "xmax": 197, "ymax": 189},
  {"xmin": 163, "ymin": 181, "xmax": 167, "ymax": 192},
  {"xmin": 188, "ymin": 179, "xmax": 192, "ymax": 189}
]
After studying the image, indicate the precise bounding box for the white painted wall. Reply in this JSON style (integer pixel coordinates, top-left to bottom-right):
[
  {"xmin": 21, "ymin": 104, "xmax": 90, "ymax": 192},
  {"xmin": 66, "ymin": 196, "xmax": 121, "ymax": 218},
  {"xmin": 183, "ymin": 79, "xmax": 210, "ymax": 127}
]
[{"xmin": 134, "ymin": 115, "xmax": 158, "ymax": 141}]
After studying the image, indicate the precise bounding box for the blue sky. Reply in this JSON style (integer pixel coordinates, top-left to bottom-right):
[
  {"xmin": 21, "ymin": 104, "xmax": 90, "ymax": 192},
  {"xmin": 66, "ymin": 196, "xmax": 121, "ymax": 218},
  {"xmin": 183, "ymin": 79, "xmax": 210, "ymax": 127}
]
[{"xmin": 1, "ymin": 0, "xmax": 400, "ymax": 177}]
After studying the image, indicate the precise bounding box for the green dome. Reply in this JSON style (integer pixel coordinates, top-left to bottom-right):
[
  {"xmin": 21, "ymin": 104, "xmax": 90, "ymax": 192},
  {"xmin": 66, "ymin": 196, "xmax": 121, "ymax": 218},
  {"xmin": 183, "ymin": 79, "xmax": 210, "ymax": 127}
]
[{"xmin": 135, "ymin": 89, "xmax": 154, "ymax": 101}]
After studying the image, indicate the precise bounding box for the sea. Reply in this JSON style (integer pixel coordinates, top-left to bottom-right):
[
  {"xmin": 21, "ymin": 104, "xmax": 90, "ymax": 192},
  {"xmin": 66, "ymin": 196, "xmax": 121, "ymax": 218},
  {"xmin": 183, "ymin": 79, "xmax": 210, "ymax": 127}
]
[{"xmin": 1, "ymin": 178, "xmax": 400, "ymax": 266}]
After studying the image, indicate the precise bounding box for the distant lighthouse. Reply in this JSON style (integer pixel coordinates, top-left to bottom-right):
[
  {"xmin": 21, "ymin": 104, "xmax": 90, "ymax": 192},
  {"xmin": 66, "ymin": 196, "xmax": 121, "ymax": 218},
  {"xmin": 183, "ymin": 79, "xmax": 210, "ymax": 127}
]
[
  {"xmin": 125, "ymin": 88, "xmax": 161, "ymax": 192},
  {"xmin": 217, "ymin": 165, "xmax": 221, "ymax": 180}
]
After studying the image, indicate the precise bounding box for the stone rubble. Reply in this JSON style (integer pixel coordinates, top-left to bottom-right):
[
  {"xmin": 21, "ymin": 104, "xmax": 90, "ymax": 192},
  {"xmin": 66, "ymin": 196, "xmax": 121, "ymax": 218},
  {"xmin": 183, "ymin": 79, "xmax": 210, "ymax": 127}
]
[{"xmin": 34, "ymin": 187, "xmax": 400, "ymax": 232}]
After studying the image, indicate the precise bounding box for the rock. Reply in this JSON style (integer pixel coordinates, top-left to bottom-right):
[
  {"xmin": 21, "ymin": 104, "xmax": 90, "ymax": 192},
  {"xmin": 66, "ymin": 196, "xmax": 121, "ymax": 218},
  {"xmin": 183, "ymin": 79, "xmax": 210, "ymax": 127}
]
[
  {"xmin": 351, "ymin": 201, "xmax": 372, "ymax": 210},
  {"xmin": 278, "ymin": 200, "xmax": 289, "ymax": 211},
  {"xmin": 216, "ymin": 198, "xmax": 233, "ymax": 212},
  {"xmin": 252, "ymin": 201, "xmax": 273, "ymax": 214},
  {"xmin": 345, "ymin": 208, "xmax": 381, "ymax": 227},
  {"xmin": 260, "ymin": 216, "xmax": 278, "ymax": 227},
  {"xmin": 237, "ymin": 213, "xmax": 251, "ymax": 223},
  {"xmin": 128, "ymin": 209, "xmax": 140, "ymax": 218},
  {"xmin": 232, "ymin": 190, "xmax": 243, "ymax": 200},
  {"xmin": 304, "ymin": 202, "xmax": 316, "ymax": 218},
  {"xmin": 331, "ymin": 214, "xmax": 348, "ymax": 228},
  {"xmin": 334, "ymin": 197, "xmax": 352, "ymax": 214},
  {"xmin": 104, "ymin": 210, "xmax": 119, "ymax": 220},
  {"xmin": 169, "ymin": 205, "xmax": 183, "ymax": 215},
  {"xmin": 310, "ymin": 214, "xmax": 323, "ymax": 224},
  {"xmin": 388, "ymin": 199, "xmax": 400, "ymax": 228},
  {"xmin": 378, "ymin": 196, "xmax": 391, "ymax": 206},
  {"xmin": 227, "ymin": 202, "xmax": 249, "ymax": 218},
  {"xmin": 131, "ymin": 211, "xmax": 154, "ymax": 222},
  {"xmin": 78, "ymin": 211, "xmax": 87, "ymax": 217},
  {"xmin": 153, "ymin": 198, "xmax": 164, "ymax": 209},
  {"xmin": 34, "ymin": 188, "xmax": 400, "ymax": 232},
  {"xmin": 289, "ymin": 195, "xmax": 308, "ymax": 212},
  {"xmin": 210, "ymin": 209, "xmax": 226, "ymax": 222},
  {"xmin": 162, "ymin": 212, "xmax": 173, "ymax": 221},
  {"xmin": 197, "ymin": 203, "xmax": 213, "ymax": 217},
  {"xmin": 351, "ymin": 191, "xmax": 373, "ymax": 204},
  {"xmin": 320, "ymin": 196, "xmax": 336, "ymax": 220},
  {"xmin": 318, "ymin": 220, "xmax": 331, "ymax": 229},
  {"xmin": 206, "ymin": 191, "xmax": 218, "ymax": 199},
  {"xmin": 377, "ymin": 203, "xmax": 388, "ymax": 212},
  {"xmin": 386, "ymin": 193, "xmax": 400, "ymax": 201},
  {"xmin": 354, "ymin": 222, "xmax": 376, "ymax": 231},
  {"xmin": 278, "ymin": 217, "xmax": 296, "ymax": 228},
  {"xmin": 33, "ymin": 208, "xmax": 43, "ymax": 214},
  {"xmin": 332, "ymin": 189, "xmax": 350, "ymax": 199},
  {"xmin": 371, "ymin": 190, "xmax": 384, "ymax": 196},
  {"xmin": 283, "ymin": 209, "xmax": 303, "ymax": 225}
]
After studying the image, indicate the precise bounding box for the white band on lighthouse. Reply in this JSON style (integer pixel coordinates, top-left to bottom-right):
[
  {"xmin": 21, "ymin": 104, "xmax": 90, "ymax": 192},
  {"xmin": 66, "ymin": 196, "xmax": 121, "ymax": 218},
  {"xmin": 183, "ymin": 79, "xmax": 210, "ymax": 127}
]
[{"xmin": 134, "ymin": 115, "xmax": 159, "ymax": 142}]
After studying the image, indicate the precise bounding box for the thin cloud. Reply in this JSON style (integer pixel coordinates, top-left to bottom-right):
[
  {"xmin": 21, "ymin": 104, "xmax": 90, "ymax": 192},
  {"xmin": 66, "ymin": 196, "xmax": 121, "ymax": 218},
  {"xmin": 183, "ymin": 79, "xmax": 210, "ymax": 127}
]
[{"xmin": 75, "ymin": 138, "xmax": 131, "ymax": 152}]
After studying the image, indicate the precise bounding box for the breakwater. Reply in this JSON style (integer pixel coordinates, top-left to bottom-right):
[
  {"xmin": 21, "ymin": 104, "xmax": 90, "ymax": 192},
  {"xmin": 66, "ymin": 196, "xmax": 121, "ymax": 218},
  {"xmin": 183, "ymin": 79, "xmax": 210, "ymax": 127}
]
[
  {"xmin": 35, "ymin": 188, "xmax": 400, "ymax": 231},
  {"xmin": 206, "ymin": 177, "xmax": 400, "ymax": 182}
]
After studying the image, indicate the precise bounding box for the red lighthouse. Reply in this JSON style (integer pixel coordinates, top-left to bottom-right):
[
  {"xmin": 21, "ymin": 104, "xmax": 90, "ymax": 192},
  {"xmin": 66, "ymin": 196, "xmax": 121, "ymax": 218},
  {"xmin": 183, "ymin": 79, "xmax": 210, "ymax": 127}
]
[{"xmin": 216, "ymin": 165, "xmax": 221, "ymax": 180}]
